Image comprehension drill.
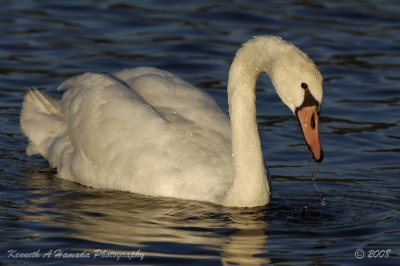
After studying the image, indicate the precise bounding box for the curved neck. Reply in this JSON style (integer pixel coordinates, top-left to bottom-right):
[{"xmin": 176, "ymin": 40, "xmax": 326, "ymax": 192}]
[{"xmin": 223, "ymin": 39, "xmax": 279, "ymax": 207}]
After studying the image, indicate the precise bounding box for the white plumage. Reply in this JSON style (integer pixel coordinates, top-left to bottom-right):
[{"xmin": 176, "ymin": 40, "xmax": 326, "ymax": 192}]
[{"xmin": 20, "ymin": 36, "xmax": 323, "ymax": 207}]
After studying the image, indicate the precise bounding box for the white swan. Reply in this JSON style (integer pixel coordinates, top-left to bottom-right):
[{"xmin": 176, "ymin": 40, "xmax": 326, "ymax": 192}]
[{"xmin": 20, "ymin": 35, "xmax": 323, "ymax": 207}]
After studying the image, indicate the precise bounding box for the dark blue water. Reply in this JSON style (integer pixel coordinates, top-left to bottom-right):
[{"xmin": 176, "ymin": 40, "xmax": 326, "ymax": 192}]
[{"xmin": 1, "ymin": 1, "xmax": 399, "ymax": 265}]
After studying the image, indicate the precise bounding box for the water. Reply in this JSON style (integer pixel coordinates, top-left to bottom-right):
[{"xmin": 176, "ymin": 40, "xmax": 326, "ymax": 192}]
[{"xmin": 1, "ymin": 0, "xmax": 399, "ymax": 265}]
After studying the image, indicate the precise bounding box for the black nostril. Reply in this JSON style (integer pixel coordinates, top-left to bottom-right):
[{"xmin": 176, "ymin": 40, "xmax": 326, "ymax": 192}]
[{"xmin": 311, "ymin": 113, "xmax": 315, "ymax": 129}]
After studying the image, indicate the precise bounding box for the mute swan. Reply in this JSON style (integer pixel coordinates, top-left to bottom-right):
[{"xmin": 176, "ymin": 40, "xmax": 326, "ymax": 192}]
[{"xmin": 20, "ymin": 35, "xmax": 323, "ymax": 207}]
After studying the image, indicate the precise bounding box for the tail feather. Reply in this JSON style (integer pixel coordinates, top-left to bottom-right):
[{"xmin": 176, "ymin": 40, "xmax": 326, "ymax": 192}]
[
  {"xmin": 26, "ymin": 89, "xmax": 60, "ymax": 114},
  {"xmin": 20, "ymin": 89, "xmax": 64, "ymax": 157}
]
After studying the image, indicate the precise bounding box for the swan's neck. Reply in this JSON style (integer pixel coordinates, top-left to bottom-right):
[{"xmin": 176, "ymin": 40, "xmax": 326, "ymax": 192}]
[{"xmin": 223, "ymin": 39, "xmax": 279, "ymax": 207}]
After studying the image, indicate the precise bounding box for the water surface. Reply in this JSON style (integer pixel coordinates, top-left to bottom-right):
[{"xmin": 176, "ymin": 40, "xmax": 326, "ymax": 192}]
[{"xmin": 1, "ymin": 1, "xmax": 399, "ymax": 265}]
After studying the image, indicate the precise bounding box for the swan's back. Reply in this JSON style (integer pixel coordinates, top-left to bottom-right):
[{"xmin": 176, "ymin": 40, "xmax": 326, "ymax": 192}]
[{"xmin": 21, "ymin": 67, "xmax": 233, "ymax": 203}]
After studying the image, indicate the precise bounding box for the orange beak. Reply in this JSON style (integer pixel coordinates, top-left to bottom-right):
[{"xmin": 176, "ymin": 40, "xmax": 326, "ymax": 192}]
[{"xmin": 296, "ymin": 106, "xmax": 323, "ymax": 163}]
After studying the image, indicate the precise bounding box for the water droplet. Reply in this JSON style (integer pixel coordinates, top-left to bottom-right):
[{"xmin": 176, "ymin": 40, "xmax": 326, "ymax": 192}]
[
  {"xmin": 302, "ymin": 206, "xmax": 308, "ymax": 216},
  {"xmin": 312, "ymin": 170, "xmax": 326, "ymax": 206},
  {"xmin": 320, "ymin": 197, "xmax": 326, "ymax": 207}
]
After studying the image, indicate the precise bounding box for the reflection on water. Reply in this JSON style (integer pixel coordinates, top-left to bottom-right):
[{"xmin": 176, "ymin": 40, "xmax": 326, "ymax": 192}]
[{"xmin": 20, "ymin": 169, "xmax": 270, "ymax": 265}]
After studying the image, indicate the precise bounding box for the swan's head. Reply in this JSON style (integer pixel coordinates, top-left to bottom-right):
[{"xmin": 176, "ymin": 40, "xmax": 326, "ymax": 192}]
[
  {"xmin": 265, "ymin": 37, "xmax": 324, "ymax": 162},
  {"xmin": 230, "ymin": 36, "xmax": 324, "ymax": 162}
]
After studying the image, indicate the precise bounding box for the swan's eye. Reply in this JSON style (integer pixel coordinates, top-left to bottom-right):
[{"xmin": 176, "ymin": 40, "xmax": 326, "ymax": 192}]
[
  {"xmin": 311, "ymin": 113, "xmax": 316, "ymax": 129},
  {"xmin": 301, "ymin": 83, "xmax": 308, "ymax": 89}
]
